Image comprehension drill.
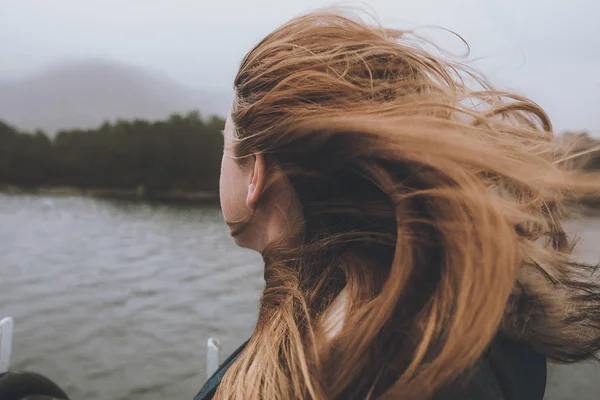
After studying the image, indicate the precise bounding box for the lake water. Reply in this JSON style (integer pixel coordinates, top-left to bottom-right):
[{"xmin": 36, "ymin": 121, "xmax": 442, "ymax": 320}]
[{"xmin": 0, "ymin": 193, "xmax": 598, "ymax": 400}]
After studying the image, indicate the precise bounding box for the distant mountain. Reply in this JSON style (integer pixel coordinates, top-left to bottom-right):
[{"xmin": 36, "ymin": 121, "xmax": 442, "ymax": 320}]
[{"xmin": 0, "ymin": 59, "xmax": 230, "ymax": 135}]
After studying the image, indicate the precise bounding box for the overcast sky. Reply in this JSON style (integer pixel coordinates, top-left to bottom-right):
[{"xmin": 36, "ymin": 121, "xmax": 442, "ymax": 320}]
[{"xmin": 1, "ymin": 0, "xmax": 599, "ymax": 134}]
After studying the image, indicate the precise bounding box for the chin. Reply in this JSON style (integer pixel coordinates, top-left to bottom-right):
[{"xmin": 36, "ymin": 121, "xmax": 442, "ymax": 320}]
[
  {"xmin": 226, "ymin": 219, "xmax": 262, "ymax": 251},
  {"xmin": 230, "ymin": 229, "xmax": 256, "ymax": 251}
]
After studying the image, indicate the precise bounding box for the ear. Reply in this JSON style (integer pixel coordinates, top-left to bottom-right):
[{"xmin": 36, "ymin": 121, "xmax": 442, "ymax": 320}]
[{"xmin": 246, "ymin": 153, "xmax": 266, "ymax": 210}]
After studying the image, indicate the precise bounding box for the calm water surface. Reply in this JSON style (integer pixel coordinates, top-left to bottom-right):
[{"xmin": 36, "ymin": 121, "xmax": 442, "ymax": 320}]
[{"xmin": 0, "ymin": 194, "xmax": 598, "ymax": 399}]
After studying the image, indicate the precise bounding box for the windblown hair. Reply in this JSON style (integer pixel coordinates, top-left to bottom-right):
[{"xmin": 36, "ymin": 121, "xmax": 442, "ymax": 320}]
[{"xmin": 216, "ymin": 9, "xmax": 600, "ymax": 400}]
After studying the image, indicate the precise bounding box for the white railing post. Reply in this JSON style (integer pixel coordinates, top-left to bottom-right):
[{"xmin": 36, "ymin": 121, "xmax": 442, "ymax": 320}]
[
  {"xmin": 0, "ymin": 317, "xmax": 14, "ymax": 374},
  {"xmin": 206, "ymin": 337, "xmax": 222, "ymax": 380}
]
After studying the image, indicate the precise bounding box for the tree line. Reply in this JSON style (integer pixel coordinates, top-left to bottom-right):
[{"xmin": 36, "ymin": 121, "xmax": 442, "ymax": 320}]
[
  {"xmin": 0, "ymin": 112, "xmax": 224, "ymax": 195},
  {"xmin": 0, "ymin": 114, "xmax": 599, "ymax": 200}
]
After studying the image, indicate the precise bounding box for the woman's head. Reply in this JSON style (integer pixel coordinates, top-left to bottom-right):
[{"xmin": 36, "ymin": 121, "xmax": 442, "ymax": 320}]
[{"xmin": 216, "ymin": 9, "xmax": 600, "ymax": 400}]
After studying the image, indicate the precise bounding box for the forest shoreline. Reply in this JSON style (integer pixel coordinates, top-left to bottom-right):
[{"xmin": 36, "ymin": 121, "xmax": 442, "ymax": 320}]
[{"xmin": 3, "ymin": 185, "xmax": 600, "ymax": 216}]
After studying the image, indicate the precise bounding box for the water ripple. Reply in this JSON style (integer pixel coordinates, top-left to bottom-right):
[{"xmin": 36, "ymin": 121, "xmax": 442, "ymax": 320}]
[{"xmin": 1, "ymin": 193, "xmax": 597, "ymax": 400}]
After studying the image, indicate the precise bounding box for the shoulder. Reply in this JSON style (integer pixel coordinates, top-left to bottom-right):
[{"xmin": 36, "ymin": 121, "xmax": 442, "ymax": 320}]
[
  {"xmin": 193, "ymin": 340, "xmax": 249, "ymax": 400},
  {"xmin": 435, "ymin": 335, "xmax": 546, "ymax": 400}
]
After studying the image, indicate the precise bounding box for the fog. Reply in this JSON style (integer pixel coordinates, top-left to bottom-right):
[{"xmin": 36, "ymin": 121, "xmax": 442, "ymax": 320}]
[{"xmin": 1, "ymin": 0, "xmax": 599, "ymax": 133}]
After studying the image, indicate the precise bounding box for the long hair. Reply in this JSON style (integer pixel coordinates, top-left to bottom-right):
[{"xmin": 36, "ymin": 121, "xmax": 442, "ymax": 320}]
[{"xmin": 216, "ymin": 9, "xmax": 600, "ymax": 400}]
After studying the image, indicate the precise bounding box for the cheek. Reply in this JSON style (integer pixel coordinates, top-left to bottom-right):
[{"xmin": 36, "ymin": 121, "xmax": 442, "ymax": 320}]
[{"xmin": 219, "ymin": 155, "xmax": 248, "ymax": 221}]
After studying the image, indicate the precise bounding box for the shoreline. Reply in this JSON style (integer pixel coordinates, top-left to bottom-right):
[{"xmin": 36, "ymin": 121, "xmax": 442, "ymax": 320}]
[
  {"xmin": 2, "ymin": 185, "xmax": 600, "ymax": 214},
  {"xmin": 0, "ymin": 185, "xmax": 220, "ymax": 205}
]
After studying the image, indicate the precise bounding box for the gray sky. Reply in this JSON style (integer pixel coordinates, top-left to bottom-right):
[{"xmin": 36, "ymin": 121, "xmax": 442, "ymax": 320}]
[{"xmin": 1, "ymin": 0, "xmax": 599, "ymax": 134}]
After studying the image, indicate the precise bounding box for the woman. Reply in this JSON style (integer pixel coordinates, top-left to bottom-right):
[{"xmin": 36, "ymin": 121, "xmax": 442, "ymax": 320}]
[{"xmin": 195, "ymin": 9, "xmax": 600, "ymax": 400}]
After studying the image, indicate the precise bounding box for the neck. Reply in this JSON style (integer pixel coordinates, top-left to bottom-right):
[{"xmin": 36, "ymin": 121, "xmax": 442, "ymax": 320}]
[{"xmin": 321, "ymin": 288, "xmax": 347, "ymax": 340}]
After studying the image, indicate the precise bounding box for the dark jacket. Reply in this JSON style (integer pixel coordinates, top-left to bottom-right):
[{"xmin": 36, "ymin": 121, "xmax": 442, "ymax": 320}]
[{"xmin": 193, "ymin": 335, "xmax": 546, "ymax": 400}]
